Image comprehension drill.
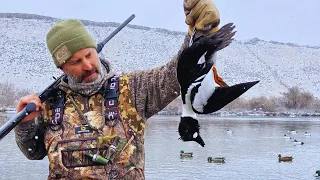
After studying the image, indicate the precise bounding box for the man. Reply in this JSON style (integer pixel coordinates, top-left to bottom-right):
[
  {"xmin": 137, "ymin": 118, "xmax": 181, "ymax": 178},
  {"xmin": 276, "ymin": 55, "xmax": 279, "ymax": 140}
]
[{"xmin": 14, "ymin": 0, "xmax": 227, "ymax": 179}]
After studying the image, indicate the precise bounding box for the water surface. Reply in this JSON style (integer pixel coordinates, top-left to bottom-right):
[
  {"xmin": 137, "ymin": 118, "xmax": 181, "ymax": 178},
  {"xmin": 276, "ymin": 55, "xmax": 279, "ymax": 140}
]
[{"xmin": 1, "ymin": 114, "xmax": 319, "ymax": 180}]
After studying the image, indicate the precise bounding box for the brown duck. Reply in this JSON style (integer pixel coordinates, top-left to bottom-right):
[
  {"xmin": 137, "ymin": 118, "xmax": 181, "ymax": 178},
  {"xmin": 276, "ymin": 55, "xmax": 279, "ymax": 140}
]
[{"xmin": 278, "ymin": 154, "xmax": 293, "ymax": 162}]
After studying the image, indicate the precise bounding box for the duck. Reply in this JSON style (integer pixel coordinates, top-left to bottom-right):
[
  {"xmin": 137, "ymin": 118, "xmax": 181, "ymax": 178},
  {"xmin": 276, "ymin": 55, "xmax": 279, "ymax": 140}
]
[
  {"xmin": 180, "ymin": 150, "xmax": 193, "ymax": 158},
  {"xmin": 293, "ymin": 139, "xmax": 304, "ymax": 145},
  {"xmin": 313, "ymin": 170, "xmax": 320, "ymax": 177},
  {"xmin": 278, "ymin": 154, "xmax": 293, "ymax": 162},
  {"xmin": 177, "ymin": 23, "xmax": 259, "ymax": 147},
  {"xmin": 304, "ymin": 132, "xmax": 311, "ymax": 136},
  {"xmin": 290, "ymin": 130, "xmax": 297, "ymax": 135},
  {"xmin": 177, "ymin": 23, "xmax": 235, "ymax": 147},
  {"xmin": 227, "ymin": 129, "xmax": 233, "ymax": 135},
  {"xmin": 207, "ymin": 157, "xmax": 225, "ymax": 163},
  {"xmin": 283, "ymin": 134, "xmax": 291, "ymax": 139}
]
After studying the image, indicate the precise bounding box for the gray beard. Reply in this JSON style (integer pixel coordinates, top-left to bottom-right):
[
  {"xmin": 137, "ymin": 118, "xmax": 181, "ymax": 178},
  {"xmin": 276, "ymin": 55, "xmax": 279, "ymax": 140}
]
[{"xmin": 61, "ymin": 59, "xmax": 115, "ymax": 96}]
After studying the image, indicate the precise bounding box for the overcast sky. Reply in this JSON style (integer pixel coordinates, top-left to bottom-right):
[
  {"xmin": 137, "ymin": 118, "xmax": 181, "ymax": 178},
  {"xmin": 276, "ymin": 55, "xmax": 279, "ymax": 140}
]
[{"xmin": 1, "ymin": 0, "xmax": 319, "ymax": 46}]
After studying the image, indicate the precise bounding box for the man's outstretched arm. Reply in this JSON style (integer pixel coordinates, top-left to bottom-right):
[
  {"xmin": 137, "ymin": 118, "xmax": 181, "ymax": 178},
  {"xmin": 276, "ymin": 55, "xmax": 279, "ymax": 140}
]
[{"xmin": 128, "ymin": 35, "xmax": 190, "ymax": 120}]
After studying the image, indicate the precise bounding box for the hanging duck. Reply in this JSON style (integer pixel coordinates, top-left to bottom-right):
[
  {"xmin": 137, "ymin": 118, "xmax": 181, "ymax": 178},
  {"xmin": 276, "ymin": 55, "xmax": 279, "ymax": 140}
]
[{"xmin": 177, "ymin": 23, "xmax": 259, "ymax": 147}]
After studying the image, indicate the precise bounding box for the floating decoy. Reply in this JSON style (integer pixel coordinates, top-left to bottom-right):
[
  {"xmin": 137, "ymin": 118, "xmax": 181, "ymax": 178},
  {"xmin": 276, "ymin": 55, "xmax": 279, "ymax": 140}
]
[
  {"xmin": 180, "ymin": 150, "xmax": 193, "ymax": 158},
  {"xmin": 278, "ymin": 154, "xmax": 293, "ymax": 162},
  {"xmin": 293, "ymin": 139, "xmax": 304, "ymax": 145},
  {"xmin": 207, "ymin": 156, "xmax": 225, "ymax": 163}
]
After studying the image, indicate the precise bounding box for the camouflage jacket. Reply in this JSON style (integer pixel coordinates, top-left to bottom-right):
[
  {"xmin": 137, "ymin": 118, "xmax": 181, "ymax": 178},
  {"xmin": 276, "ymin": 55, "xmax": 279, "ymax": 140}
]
[{"xmin": 14, "ymin": 35, "xmax": 189, "ymax": 180}]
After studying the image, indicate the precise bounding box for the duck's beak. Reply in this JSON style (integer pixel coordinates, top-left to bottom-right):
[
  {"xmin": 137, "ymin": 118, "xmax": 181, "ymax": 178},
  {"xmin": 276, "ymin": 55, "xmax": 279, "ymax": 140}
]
[{"xmin": 194, "ymin": 133, "xmax": 205, "ymax": 147}]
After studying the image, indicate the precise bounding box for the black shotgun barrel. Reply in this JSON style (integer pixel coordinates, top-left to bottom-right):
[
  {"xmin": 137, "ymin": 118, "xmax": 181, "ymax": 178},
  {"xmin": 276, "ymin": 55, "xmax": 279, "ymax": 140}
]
[
  {"xmin": 96, "ymin": 14, "xmax": 135, "ymax": 53},
  {"xmin": 0, "ymin": 102, "xmax": 36, "ymax": 140}
]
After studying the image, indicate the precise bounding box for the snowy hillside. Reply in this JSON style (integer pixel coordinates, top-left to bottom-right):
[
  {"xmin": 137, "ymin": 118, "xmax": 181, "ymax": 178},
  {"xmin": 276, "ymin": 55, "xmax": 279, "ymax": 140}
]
[{"xmin": 0, "ymin": 13, "xmax": 319, "ymax": 98}]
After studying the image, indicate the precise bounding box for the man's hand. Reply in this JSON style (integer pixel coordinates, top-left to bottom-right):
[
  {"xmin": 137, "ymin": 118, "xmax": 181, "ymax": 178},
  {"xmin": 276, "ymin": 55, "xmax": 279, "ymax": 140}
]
[
  {"xmin": 17, "ymin": 94, "xmax": 44, "ymax": 122},
  {"xmin": 184, "ymin": 0, "xmax": 220, "ymax": 35}
]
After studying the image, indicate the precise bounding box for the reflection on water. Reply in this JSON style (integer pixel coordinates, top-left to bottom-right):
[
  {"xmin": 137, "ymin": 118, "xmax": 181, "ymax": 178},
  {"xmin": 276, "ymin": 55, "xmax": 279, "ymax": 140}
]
[{"xmin": 1, "ymin": 114, "xmax": 320, "ymax": 180}]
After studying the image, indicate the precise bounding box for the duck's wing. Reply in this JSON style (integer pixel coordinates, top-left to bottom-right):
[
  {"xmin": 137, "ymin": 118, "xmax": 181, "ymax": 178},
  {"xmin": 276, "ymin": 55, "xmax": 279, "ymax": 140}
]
[
  {"xmin": 177, "ymin": 23, "xmax": 236, "ymax": 104},
  {"xmin": 189, "ymin": 67, "xmax": 259, "ymax": 114}
]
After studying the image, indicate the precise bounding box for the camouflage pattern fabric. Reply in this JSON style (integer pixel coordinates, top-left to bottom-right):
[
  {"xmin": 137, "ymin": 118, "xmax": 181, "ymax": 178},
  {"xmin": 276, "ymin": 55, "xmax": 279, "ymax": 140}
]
[
  {"xmin": 43, "ymin": 74, "xmax": 146, "ymax": 180},
  {"xmin": 14, "ymin": 35, "xmax": 190, "ymax": 180}
]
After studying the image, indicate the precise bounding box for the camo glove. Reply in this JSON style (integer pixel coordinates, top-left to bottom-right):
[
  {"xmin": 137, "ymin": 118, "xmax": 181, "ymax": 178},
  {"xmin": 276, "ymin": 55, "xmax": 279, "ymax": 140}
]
[{"xmin": 184, "ymin": 0, "xmax": 220, "ymax": 36}]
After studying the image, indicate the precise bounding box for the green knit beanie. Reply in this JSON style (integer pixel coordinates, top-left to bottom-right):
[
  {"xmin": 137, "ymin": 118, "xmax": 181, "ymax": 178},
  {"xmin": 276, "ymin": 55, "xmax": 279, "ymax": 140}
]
[{"xmin": 46, "ymin": 19, "xmax": 97, "ymax": 67}]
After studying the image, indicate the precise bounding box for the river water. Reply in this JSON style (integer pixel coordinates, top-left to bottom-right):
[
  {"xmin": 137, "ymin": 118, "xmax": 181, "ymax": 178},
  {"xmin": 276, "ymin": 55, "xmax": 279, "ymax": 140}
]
[{"xmin": 0, "ymin": 113, "xmax": 319, "ymax": 180}]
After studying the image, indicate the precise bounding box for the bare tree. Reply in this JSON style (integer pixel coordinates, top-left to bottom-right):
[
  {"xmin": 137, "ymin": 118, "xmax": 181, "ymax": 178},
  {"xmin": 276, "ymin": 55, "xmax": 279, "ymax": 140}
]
[
  {"xmin": 247, "ymin": 96, "xmax": 279, "ymax": 112},
  {"xmin": 282, "ymin": 86, "xmax": 314, "ymax": 109},
  {"xmin": 0, "ymin": 82, "xmax": 31, "ymax": 107},
  {"xmin": 15, "ymin": 88, "xmax": 32, "ymax": 100},
  {"xmin": 309, "ymin": 97, "xmax": 320, "ymax": 111},
  {"xmin": 0, "ymin": 82, "xmax": 16, "ymax": 107},
  {"xmin": 282, "ymin": 87, "xmax": 300, "ymax": 109},
  {"xmin": 298, "ymin": 91, "xmax": 314, "ymax": 109}
]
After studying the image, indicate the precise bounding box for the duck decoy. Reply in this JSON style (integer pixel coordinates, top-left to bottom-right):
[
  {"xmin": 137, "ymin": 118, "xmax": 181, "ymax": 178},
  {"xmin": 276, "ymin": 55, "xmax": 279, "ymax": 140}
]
[
  {"xmin": 278, "ymin": 154, "xmax": 293, "ymax": 162},
  {"xmin": 293, "ymin": 139, "xmax": 304, "ymax": 145},
  {"xmin": 290, "ymin": 130, "xmax": 297, "ymax": 135},
  {"xmin": 180, "ymin": 150, "xmax": 193, "ymax": 158},
  {"xmin": 304, "ymin": 132, "xmax": 311, "ymax": 136},
  {"xmin": 227, "ymin": 129, "xmax": 233, "ymax": 135},
  {"xmin": 283, "ymin": 134, "xmax": 291, "ymax": 139},
  {"xmin": 207, "ymin": 156, "xmax": 225, "ymax": 163}
]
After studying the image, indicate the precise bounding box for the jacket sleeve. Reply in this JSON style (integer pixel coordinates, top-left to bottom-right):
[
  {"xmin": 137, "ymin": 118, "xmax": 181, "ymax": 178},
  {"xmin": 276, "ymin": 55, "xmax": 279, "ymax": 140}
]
[
  {"xmin": 14, "ymin": 112, "xmax": 47, "ymax": 160},
  {"xmin": 128, "ymin": 35, "xmax": 190, "ymax": 120}
]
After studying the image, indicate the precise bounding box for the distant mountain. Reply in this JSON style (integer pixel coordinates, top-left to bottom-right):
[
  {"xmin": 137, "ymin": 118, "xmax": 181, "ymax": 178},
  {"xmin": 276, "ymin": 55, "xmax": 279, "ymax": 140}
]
[{"xmin": 1, "ymin": 13, "xmax": 319, "ymax": 98}]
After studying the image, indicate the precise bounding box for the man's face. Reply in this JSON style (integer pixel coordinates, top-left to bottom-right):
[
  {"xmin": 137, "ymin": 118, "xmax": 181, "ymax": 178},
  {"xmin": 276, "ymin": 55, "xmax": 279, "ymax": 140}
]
[{"xmin": 60, "ymin": 47, "xmax": 100, "ymax": 83}]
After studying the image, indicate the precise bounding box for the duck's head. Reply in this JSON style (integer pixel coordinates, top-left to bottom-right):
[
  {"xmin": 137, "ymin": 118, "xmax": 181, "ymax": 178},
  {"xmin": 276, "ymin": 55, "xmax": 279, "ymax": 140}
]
[
  {"xmin": 207, "ymin": 157, "xmax": 212, "ymax": 162},
  {"xmin": 278, "ymin": 154, "xmax": 281, "ymax": 158},
  {"xmin": 180, "ymin": 150, "xmax": 185, "ymax": 154},
  {"xmin": 314, "ymin": 170, "xmax": 320, "ymax": 177},
  {"xmin": 178, "ymin": 116, "xmax": 205, "ymax": 147}
]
